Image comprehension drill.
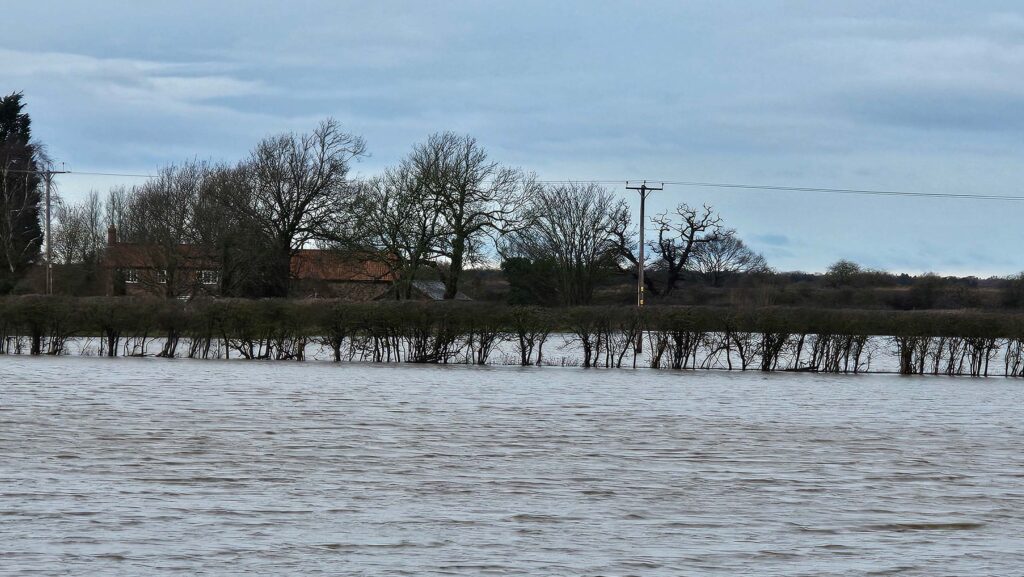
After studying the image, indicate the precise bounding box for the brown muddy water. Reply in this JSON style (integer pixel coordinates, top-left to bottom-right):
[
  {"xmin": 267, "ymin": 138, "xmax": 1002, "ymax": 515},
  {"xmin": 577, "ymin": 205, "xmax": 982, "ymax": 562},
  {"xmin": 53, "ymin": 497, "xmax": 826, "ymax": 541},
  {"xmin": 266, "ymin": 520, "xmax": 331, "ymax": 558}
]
[{"xmin": 2, "ymin": 356, "xmax": 1023, "ymax": 576}]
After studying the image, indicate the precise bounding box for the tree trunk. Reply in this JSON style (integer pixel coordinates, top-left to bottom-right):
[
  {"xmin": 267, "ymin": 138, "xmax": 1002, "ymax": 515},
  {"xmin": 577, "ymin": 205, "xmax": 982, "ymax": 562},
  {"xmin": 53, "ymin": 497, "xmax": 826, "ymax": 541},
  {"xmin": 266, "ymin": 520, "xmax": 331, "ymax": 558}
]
[
  {"xmin": 444, "ymin": 238, "xmax": 465, "ymax": 300},
  {"xmin": 269, "ymin": 244, "xmax": 292, "ymax": 298}
]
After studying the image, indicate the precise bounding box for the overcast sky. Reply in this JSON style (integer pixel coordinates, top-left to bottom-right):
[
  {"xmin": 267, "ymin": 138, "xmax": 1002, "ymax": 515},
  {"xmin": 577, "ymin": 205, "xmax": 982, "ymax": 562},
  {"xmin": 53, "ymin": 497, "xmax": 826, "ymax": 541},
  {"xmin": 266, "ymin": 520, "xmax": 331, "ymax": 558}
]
[{"xmin": 4, "ymin": 1, "xmax": 1024, "ymax": 275}]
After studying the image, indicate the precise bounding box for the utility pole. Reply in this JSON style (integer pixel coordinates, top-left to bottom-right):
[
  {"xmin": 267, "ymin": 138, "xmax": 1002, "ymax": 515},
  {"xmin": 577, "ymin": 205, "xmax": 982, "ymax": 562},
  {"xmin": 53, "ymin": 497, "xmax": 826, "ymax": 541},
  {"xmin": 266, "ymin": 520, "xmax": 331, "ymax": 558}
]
[
  {"xmin": 42, "ymin": 166, "xmax": 68, "ymax": 295},
  {"xmin": 626, "ymin": 180, "xmax": 662, "ymax": 354}
]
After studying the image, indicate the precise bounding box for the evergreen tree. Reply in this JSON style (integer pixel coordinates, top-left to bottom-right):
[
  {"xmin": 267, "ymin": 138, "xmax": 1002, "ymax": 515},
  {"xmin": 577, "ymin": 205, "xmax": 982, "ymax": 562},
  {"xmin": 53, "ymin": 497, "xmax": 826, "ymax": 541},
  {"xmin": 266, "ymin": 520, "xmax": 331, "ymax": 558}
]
[{"xmin": 0, "ymin": 92, "xmax": 43, "ymax": 293}]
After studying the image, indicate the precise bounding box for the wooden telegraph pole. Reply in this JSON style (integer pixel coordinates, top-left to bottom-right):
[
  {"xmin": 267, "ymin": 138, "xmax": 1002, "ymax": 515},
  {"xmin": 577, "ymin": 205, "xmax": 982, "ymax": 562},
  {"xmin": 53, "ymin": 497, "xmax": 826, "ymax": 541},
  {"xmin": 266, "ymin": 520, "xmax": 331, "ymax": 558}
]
[
  {"xmin": 626, "ymin": 180, "xmax": 662, "ymax": 354},
  {"xmin": 42, "ymin": 167, "xmax": 68, "ymax": 295}
]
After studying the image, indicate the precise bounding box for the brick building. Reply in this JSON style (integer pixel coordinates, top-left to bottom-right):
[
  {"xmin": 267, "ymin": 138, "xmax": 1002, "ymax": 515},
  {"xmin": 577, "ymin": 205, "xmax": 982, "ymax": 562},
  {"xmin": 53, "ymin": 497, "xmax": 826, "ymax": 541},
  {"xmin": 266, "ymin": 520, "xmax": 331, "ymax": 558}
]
[{"xmin": 103, "ymin": 226, "xmax": 396, "ymax": 299}]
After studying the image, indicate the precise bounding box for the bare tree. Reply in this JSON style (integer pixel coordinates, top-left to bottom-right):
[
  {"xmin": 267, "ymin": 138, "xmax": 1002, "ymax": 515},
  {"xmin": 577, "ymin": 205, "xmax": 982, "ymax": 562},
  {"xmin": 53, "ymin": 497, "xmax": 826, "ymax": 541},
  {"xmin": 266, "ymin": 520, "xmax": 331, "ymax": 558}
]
[
  {"xmin": 502, "ymin": 183, "xmax": 624, "ymax": 305},
  {"xmin": 105, "ymin": 185, "xmax": 129, "ymax": 234},
  {"xmin": 607, "ymin": 205, "xmax": 661, "ymax": 297},
  {"xmin": 116, "ymin": 161, "xmax": 210, "ymax": 297},
  {"xmin": 691, "ymin": 233, "xmax": 768, "ymax": 287},
  {"xmin": 53, "ymin": 190, "xmax": 105, "ymax": 265},
  {"xmin": 239, "ymin": 118, "xmax": 366, "ymax": 297},
  {"xmin": 100, "ymin": 161, "xmax": 234, "ymax": 297},
  {"xmin": 649, "ymin": 203, "xmax": 725, "ymax": 295},
  {"xmin": 191, "ymin": 164, "xmax": 273, "ymax": 297},
  {"xmin": 48, "ymin": 190, "xmax": 107, "ymax": 294},
  {"xmin": 411, "ymin": 132, "xmax": 530, "ymax": 299},
  {"xmin": 337, "ymin": 160, "xmax": 442, "ymax": 299}
]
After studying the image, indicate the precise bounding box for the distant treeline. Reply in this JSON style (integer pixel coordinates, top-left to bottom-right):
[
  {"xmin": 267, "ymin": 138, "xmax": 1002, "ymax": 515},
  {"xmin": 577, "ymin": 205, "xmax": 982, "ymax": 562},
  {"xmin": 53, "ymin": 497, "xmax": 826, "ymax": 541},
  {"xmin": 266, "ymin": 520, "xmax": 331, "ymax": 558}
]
[
  {"xmin": 3, "ymin": 296, "xmax": 1024, "ymax": 377},
  {"xmin": 38, "ymin": 117, "xmax": 770, "ymax": 304},
  {"xmin": 564, "ymin": 264, "xmax": 1024, "ymax": 310}
]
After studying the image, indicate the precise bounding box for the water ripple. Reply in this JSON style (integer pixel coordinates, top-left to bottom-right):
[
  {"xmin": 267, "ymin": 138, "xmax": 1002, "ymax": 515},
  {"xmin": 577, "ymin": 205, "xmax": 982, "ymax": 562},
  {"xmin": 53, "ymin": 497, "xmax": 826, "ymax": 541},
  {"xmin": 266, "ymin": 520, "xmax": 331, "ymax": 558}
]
[{"xmin": 2, "ymin": 356, "xmax": 1024, "ymax": 575}]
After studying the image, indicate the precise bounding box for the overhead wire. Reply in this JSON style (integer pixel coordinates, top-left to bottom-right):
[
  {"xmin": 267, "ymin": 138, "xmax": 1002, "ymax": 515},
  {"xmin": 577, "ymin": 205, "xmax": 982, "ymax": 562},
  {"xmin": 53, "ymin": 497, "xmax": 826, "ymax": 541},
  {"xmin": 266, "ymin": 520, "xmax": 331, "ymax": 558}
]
[
  {"xmin": 533, "ymin": 179, "xmax": 1024, "ymax": 202},
  {"xmin": 660, "ymin": 180, "xmax": 1024, "ymax": 201},
  {"xmin": 5, "ymin": 168, "xmax": 1024, "ymax": 201},
  {"xmin": 2, "ymin": 168, "xmax": 155, "ymax": 178}
]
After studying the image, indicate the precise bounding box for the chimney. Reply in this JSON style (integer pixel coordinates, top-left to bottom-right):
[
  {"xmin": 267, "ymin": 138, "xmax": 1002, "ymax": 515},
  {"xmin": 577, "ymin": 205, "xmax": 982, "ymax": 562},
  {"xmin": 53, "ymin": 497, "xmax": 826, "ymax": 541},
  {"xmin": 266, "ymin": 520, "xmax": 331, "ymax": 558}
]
[{"xmin": 107, "ymin": 225, "xmax": 117, "ymax": 245}]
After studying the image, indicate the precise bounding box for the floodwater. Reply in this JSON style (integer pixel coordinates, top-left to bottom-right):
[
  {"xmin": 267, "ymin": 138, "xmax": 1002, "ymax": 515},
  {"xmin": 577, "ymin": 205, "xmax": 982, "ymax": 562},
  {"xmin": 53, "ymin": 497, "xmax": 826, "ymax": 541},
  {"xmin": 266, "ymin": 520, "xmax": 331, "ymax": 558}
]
[{"xmin": 2, "ymin": 357, "xmax": 1023, "ymax": 576}]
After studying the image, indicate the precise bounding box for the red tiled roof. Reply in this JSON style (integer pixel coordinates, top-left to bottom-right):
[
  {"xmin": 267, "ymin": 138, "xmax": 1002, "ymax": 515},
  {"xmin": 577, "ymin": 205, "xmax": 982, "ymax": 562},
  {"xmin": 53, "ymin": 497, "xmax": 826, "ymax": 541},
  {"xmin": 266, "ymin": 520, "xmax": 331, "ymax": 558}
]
[
  {"xmin": 105, "ymin": 243, "xmax": 395, "ymax": 283},
  {"xmin": 104, "ymin": 243, "xmax": 217, "ymax": 269},
  {"xmin": 290, "ymin": 249, "xmax": 395, "ymax": 282}
]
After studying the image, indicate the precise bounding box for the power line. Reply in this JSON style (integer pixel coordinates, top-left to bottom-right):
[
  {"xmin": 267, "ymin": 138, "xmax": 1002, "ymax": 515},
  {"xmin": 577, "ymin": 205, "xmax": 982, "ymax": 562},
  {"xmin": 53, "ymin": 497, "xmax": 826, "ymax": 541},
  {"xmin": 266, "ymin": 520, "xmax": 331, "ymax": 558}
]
[
  {"xmin": 533, "ymin": 179, "xmax": 1024, "ymax": 202},
  {"xmin": 2, "ymin": 168, "xmax": 155, "ymax": 178},
  {"xmin": 67, "ymin": 170, "xmax": 155, "ymax": 178},
  {"xmin": 6, "ymin": 167, "xmax": 1024, "ymax": 201},
  {"xmin": 659, "ymin": 180, "xmax": 1024, "ymax": 202}
]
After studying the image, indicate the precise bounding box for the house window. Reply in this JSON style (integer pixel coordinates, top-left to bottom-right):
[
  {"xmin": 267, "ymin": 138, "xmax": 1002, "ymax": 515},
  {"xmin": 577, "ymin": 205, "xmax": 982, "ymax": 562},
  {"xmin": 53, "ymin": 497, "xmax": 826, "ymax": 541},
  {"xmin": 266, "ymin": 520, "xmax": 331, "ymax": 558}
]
[
  {"xmin": 123, "ymin": 268, "xmax": 140, "ymax": 284},
  {"xmin": 156, "ymin": 270, "xmax": 168, "ymax": 284},
  {"xmin": 199, "ymin": 270, "xmax": 220, "ymax": 285}
]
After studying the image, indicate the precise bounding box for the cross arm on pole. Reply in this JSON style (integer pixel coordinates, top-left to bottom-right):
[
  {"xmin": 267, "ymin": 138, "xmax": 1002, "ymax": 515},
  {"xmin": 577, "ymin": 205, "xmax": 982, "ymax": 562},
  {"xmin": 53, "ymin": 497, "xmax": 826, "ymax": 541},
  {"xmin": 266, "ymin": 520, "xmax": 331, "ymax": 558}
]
[{"xmin": 625, "ymin": 180, "xmax": 663, "ymax": 355}]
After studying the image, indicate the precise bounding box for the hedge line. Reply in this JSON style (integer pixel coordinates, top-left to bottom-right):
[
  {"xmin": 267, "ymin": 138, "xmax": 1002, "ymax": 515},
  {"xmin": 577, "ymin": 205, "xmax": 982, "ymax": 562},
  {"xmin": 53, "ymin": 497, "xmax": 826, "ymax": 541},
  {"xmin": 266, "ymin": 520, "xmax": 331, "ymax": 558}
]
[{"xmin": 2, "ymin": 296, "xmax": 1023, "ymax": 342}]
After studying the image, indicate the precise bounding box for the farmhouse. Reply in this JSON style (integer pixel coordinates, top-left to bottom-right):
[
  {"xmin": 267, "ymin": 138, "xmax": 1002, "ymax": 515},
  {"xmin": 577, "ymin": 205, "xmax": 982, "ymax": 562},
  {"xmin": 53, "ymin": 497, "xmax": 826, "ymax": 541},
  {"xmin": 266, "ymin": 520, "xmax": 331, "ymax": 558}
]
[{"xmin": 102, "ymin": 226, "xmax": 396, "ymax": 299}]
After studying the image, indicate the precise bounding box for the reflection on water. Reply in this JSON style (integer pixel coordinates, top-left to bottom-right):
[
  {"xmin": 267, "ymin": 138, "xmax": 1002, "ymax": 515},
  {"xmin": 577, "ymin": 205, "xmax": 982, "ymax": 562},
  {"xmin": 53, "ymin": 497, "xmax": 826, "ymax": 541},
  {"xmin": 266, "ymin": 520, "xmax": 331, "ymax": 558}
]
[{"xmin": 2, "ymin": 357, "xmax": 1023, "ymax": 575}]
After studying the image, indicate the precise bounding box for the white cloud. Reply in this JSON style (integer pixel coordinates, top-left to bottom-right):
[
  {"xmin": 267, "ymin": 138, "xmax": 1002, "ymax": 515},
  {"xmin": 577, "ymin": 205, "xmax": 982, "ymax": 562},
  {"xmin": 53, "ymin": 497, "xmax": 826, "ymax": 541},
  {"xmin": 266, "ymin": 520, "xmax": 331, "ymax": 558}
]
[{"xmin": 0, "ymin": 48, "xmax": 268, "ymax": 106}]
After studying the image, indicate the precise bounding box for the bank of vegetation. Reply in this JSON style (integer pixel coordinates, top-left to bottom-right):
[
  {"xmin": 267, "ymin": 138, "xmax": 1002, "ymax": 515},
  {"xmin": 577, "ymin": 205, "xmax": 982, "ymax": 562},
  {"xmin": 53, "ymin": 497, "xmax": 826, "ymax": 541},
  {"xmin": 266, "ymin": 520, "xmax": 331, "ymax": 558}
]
[{"xmin": 3, "ymin": 296, "xmax": 1024, "ymax": 377}]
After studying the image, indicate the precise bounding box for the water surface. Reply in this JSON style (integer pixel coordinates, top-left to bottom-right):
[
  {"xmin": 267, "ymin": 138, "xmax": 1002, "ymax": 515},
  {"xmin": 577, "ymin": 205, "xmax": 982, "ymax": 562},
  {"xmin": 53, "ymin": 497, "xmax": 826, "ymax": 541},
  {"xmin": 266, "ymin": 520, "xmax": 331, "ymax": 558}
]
[{"xmin": 2, "ymin": 357, "xmax": 1023, "ymax": 575}]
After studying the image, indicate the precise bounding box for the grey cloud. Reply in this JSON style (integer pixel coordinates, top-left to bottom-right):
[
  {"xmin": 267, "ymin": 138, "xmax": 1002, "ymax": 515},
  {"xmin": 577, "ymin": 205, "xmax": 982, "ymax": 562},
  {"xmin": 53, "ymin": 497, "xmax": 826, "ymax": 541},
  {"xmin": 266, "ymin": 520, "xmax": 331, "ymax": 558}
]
[{"xmin": 841, "ymin": 88, "xmax": 1024, "ymax": 133}]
